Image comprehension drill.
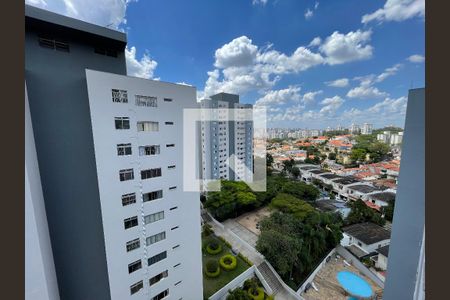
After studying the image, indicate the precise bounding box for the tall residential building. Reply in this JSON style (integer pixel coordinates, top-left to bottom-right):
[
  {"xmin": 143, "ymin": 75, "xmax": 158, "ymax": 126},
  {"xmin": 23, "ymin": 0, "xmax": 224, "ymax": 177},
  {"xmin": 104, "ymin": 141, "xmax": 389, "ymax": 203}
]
[
  {"xmin": 199, "ymin": 92, "xmax": 254, "ymax": 184},
  {"xmin": 25, "ymin": 5, "xmax": 202, "ymax": 300},
  {"xmin": 350, "ymin": 123, "xmax": 360, "ymax": 134},
  {"xmin": 361, "ymin": 123, "xmax": 373, "ymax": 135}
]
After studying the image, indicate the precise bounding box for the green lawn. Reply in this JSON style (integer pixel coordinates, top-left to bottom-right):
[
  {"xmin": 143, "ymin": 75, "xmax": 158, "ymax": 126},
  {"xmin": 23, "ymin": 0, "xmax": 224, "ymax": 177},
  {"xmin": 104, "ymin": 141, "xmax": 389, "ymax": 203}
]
[{"xmin": 202, "ymin": 235, "xmax": 251, "ymax": 299}]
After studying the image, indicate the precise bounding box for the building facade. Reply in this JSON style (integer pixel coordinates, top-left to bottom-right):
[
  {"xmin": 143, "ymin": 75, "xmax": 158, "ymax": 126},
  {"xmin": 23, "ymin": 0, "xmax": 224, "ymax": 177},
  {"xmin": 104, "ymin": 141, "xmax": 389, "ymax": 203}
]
[
  {"xmin": 199, "ymin": 93, "xmax": 254, "ymax": 184},
  {"xmin": 25, "ymin": 5, "xmax": 202, "ymax": 300},
  {"xmin": 361, "ymin": 123, "xmax": 373, "ymax": 135}
]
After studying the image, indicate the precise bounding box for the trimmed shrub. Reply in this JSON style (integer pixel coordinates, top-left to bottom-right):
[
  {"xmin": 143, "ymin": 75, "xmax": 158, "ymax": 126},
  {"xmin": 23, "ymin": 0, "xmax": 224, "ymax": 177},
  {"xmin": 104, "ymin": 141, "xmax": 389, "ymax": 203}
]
[
  {"xmin": 247, "ymin": 287, "xmax": 265, "ymax": 300},
  {"xmin": 205, "ymin": 259, "xmax": 220, "ymax": 278},
  {"xmin": 220, "ymin": 254, "xmax": 237, "ymax": 271},
  {"xmin": 206, "ymin": 241, "xmax": 223, "ymax": 255}
]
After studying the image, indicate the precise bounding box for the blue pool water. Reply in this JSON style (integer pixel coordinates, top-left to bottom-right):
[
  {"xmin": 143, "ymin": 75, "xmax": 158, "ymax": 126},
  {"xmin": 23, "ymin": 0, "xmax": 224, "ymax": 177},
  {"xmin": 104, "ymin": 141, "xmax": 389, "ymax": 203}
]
[{"xmin": 337, "ymin": 271, "xmax": 373, "ymax": 298}]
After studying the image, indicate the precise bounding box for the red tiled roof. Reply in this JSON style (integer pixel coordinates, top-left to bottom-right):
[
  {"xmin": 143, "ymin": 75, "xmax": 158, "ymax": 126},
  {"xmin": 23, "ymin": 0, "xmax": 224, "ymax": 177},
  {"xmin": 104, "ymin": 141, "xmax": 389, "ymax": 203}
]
[{"xmin": 365, "ymin": 201, "xmax": 381, "ymax": 211}]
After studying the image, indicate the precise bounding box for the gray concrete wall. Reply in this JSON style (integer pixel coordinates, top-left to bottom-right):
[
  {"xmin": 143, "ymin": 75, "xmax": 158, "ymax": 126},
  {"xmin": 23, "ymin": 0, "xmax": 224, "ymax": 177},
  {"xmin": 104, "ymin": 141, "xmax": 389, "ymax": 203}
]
[
  {"xmin": 25, "ymin": 10, "xmax": 126, "ymax": 300},
  {"xmin": 383, "ymin": 88, "xmax": 425, "ymax": 300}
]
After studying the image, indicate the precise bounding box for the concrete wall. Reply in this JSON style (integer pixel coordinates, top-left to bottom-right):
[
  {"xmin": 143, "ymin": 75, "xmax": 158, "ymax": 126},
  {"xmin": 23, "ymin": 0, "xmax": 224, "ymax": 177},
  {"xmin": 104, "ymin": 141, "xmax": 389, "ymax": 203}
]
[
  {"xmin": 209, "ymin": 266, "xmax": 256, "ymax": 300},
  {"xmin": 297, "ymin": 248, "xmax": 337, "ymax": 294}
]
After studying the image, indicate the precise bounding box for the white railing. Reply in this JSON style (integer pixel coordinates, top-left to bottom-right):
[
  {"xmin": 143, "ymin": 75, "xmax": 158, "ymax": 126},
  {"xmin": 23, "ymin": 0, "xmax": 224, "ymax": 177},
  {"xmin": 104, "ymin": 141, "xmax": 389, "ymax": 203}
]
[
  {"xmin": 208, "ymin": 266, "xmax": 256, "ymax": 300},
  {"xmin": 263, "ymin": 260, "xmax": 303, "ymax": 300},
  {"xmin": 254, "ymin": 265, "xmax": 273, "ymax": 295},
  {"xmin": 206, "ymin": 210, "xmax": 225, "ymax": 229}
]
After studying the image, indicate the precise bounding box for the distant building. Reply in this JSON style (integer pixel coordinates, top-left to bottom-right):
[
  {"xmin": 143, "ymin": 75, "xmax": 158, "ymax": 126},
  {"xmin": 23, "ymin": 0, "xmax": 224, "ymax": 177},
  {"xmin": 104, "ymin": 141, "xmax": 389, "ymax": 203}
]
[
  {"xmin": 350, "ymin": 123, "xmax": 360, "ymax": 134},
  {"xmin": 361, "ymin": 123, "xmax": 373, "ymax": 135}
]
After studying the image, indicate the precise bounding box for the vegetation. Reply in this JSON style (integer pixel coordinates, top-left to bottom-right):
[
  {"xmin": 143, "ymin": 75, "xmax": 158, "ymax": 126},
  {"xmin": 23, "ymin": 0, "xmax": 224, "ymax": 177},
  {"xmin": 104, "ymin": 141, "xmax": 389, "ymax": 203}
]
[
  {"xmin": 206, "ymin": 241, "xmax": 223, "ymax": 255},
  {"xmin": 270, "ymin": 193, "xmax": 315, "ymax": 220},
  {"xmin": 219, "ymin": 254, "xmax": 237, "ymax": 271},
  {"xmin": 291, "ymin": 166, "xmax": 301, "ymax": 179},
  {"xmin": 281, "ymin": 181, "xmax": 320, "ymax": 202},
  {"xmin": 351, "ymin": 134, "xmax": 392, "ymax": 163},
  {"xmin": 205, "ymin": 259, "xmax": 221, "ymax": 278},
  {"xmin": 202, "ymin": 223, "xmax": 213, "ymax": 237},
  {"xmin": 256, "ymin": 211, "xmax": 343, "ymax": 289},
  {"xmin": 328, "ymin": 152, "xmax": 337, "ymax": 160},
  {"xmin": 227, "ymin": 278, "xmax": 273, "ymax": 300},
  {"xmin": 381, "ymin": 199, "xmax": 395, "ymax": 222},
  {"xmin": 345, "ymin": 199, "xmax": 386, "ymax": 226},
  {"xmin": 226, "ymin": 288, "xmax": 251, "ymax": 300}
]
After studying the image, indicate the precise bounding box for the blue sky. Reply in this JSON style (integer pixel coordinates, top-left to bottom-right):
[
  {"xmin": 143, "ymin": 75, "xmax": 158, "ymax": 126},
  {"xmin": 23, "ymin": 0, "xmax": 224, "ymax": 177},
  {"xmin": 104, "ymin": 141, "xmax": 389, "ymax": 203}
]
[{"xmin": 27, "ymin": 0, "xmax": 424, "ymax": 129}]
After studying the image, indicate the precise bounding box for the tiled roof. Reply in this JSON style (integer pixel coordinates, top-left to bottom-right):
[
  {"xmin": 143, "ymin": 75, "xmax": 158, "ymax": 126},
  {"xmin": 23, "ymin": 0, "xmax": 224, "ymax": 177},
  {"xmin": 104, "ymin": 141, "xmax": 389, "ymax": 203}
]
[{"xmin": 343, "ymin": 222, "xmax": 391, "ymax": 245}]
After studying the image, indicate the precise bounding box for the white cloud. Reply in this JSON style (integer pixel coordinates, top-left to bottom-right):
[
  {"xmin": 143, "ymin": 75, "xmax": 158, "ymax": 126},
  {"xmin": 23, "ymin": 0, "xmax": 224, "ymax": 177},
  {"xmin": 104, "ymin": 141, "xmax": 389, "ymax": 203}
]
[
  {"xmin": 305, "ymin": 9, "xmax": 314, "ymax": 20},
  {"xmin": 252, "ymin": 0, "xmax": 268, "ymax": 5},
  {"xmin": 376, "ymin": 63, "xmax": 402, "ymax": 82},
  {"xmin": 319, "ymin": 30, "xmax": 373, "ymax": 65},
  {"xmin": 125, "ymin": 46, "xmax": 158, "ymax": 79},
  {"xmin": 320, "ymin": 96, "xmax": 345, "ymax": 116},
  {"xmin": 408, "ymin": 54, "xmax": 425, "ymax": 63},
  {"xmin": 315, "ymin": 2, "xmax": 319, "ymax": 10},
  {"xmin": 347, "ymin": 86, "xmax": 388, "ymax": 99},
  {"xmin": 214, "ymin": 36, "xmax": 258, "ymax": 68},
  {"xmin": 326, "ymin": 78, "xmax": 349, "ymax": 87},
  {"xmin": 302, "ymin": 90, "xmax": 323, "ymax": 105},
  {"xmin": 255, "ymin": 86, "xmax": 301, "ymax": 107},
  {"xmin": 362, "ymin": 0, "xmax": 425, "ymax": 24},
  {"xmin": 26, "ymin": 0, "xmax": 136, "ymax": 29},
  {"xmin": 308, "ymin": 37, "xmax": 322, "ymax": 47},
  {"xmin": 176, "ymin": 82, "xmax": 194, "ymax": 87}
]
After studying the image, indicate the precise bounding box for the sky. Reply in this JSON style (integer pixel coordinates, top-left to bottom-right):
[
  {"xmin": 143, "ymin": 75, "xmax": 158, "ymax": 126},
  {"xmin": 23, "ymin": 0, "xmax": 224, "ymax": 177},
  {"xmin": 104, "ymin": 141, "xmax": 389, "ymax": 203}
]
[{"xmin": 26, "ymin": 0, "xmax": 425, "ymax": 129}]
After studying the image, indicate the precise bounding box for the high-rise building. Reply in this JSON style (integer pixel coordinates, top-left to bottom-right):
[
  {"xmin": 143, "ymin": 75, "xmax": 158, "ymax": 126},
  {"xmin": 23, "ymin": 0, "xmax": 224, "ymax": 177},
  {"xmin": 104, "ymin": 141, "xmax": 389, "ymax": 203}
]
[
  {"xmin": 25, "ymin": 5, "xmax": 202, "ymax": 300},
  {"xmin": 361, "ymin": 123, "xmax": 373, "ymax": 135},
  {"xmin": 199, "ymin": 93, "xmax": 253, "ymax": 184},
  {"xmin": 350, "ymin": 123, "xmax": 360, "ymax": 134}
]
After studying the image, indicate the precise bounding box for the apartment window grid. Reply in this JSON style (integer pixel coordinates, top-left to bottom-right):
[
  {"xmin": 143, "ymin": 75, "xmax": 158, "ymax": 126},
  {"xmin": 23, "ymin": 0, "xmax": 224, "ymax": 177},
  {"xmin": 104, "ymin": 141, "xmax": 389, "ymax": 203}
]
[
  {"xmin": 112, "ymin": 89, "xmax": 128, "ymax": 103},
  {"xmin": 135, "ymin": 95, "xmax": 157, "ymax": 107},
  {"xmin": 141, "ymin": 168, "xmax": 162, "ymax": 179},
  {"xmin": 146, "ymin": 231, "xmax": 166, "ymax": 246},
  {"xmin": 117, "ymin": 143, "xmax": 132, "ymax": 156},
  {"xmin": 137, "ymin": 121, "xmax": 159, "ymax": 132},
  {"xmin": 128, "ymin": 259, "xmax": 142, "ymax": 274},
  {"xmin": 148, "ymin": 251, "xmax": 167, "ymax": 266},
  {"xmin": 152, "ymin": 289, "xmax": 169, "ymax": 300},
  {"xmin": 124, "ymin": 216, "xmax": 138, "ymax": 229},
  {"xmin": 144, "ymin": 211, "xmax": 164, "ymax": 225},
  {"xmin": 115, "ymin": 117, "xmax": 130, "ymax": 129},
  {"xmin": 130, "ymin": 280, "xmax": 143, "ymax": 295},
  {"xmin": 119, "ymin": 169, "xmax": 134, "ymax": 181},
  {"xmin": 38, "ymin": 36, "xmax": 70, "ymax": 52},
  {"xmin": 149, "ymin": 270, "xmax": 168, "ymax": 286},
  {"xmin": 121, "ymin": 193, "xmax": 136, "ymax": 206},
  {"xmin": 143, "ymin": 190, "xmax": 163, "ymax": 202},
  {"xmin": 126, "ymin": 238, "xmax": 140, "ymax": 252},
  {"xmin": 139, "ymin": 145, "xmax": 160, "ymax": 156}
]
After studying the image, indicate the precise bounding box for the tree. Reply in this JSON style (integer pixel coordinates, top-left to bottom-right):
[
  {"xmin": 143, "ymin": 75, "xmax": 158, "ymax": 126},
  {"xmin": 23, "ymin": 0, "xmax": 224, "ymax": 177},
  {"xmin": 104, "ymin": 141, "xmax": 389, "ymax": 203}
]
[
  {"xmin": 281, "ymin": 181, "xmax": 320, "ymax": 201},
  {"xmin": 270, "ymin": 193, "xmax": 315, "ymax": 220},
  {"xmin": 328, "ymin": 152, "xmax": 336, "ymax": 160},
  {"xmin": 226, "ymin": 288, "xmax": 251, "ymax": 300},
  {"xmin": 382, "ymin": 199, "xmax": 395, "ymax": 222},
  {"xmin": 291, "ymin": 166, "xmax": 301, "ymax": 179},
  {"xmin": 266, "ymin": 153, "xmax": 274, "ymax": 166},
  {"xmin": 282, "ymin": 158, "xmax": 295, "ymax": 172},
  {"xmin": 345, "ymin": 199, "xmax": 386, "ymax": 226},
  {"xmin": 351, "ymin": 148, "xmax": 367, "ymax": 162}
]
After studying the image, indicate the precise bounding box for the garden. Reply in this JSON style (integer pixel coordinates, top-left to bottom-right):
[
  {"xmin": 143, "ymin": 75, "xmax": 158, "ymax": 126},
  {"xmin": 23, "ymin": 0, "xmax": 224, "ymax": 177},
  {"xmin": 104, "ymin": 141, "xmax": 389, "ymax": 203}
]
[
  {"xmin": 202, "ymin": 225, "xmax": 253, "ymax": 299},
  {"xmin": 226, "ymin": 277, "xmax": 274, "ymax": 300}
]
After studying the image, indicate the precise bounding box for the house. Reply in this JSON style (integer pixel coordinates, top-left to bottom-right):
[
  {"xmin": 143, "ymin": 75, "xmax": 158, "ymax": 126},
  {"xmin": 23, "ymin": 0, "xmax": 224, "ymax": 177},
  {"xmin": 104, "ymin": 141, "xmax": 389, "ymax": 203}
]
[
  {"xmin": 330, "ymin": 177, "xmax": 361, "ymax": 200},
  {"xmin": 314, "ymin": 199, "xmax": 351, "ymax": 218},
  {"xmin": 328, "ymin": 139, "xmax": 353, "ymax": 152},
  {"xmin": 341, "ymin": 222, "xmax": 391, "ymax": 258},
  {"xmin": 375, "ymin": 245, "xmax": 389, "ymax": 271},
  {"xmin": 298, "ymin": 166, "xmax": 322, "ymax": 182},
  {"xmin": 367, "ymin": 191, "xmax": 396, "ymax": 208},
  {"xmin": 346, "ymin": 184, "xmax": 381, "ymax": 201}
]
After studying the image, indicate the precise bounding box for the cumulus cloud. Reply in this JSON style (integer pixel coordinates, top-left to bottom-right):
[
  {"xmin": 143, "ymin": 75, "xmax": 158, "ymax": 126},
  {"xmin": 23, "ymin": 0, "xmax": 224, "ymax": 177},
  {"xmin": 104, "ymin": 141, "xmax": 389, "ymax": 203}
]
[
  {"xmin": 302, "ymin": 90, "xmax": 323, "ymax": 105},
  {"xmin": 125, "ymin": 46, "xmax": 158, "ymax": 79},
  {"xmin": 347, "ymin": 86, "xmax": 388, "ymax": 99},
  {"xmin": 320, "ymin": 96, "xmax": 345, "ymax": 115},
  {"xmin": 26, "ymin": 0, "xmax": 136, "ymax": 29},
  {"xmin": 408, "ymin": 54, "xmax": 425, "ymax": 63},
  {"xmin": 326, "ymin": 78, "xmax": 349, "ymax": 88},
  {"xmin": 376, "ymin": 63, "xmax": 402, "ymax": 82},
  {"xmin": 305, "ymin": 9, "xmax": 314, "ymax": 20},
  {"xmin": 308, "ymin": 37, "xmax": 322, "ymax": 47},
  {"xmin": 252, "ymin": 0, "xmax": 268, "ymax": 5},
  {"xmin": 214, "ymin": 36, "xmax": 258, "ymax": 68},
  {"xmin": 319, "ymin": 30, "xmax": 373, "ymax": 65},
  {"xmin": 362, "ymin": 0, "xmax": 425, "ymax": 24},
  {"xmin": 255, "ymin": 86, "xmax": 301, "ymax": 107},
  {"xmin": 315, "ymin": 2, "xmax": 319, "ymax": 10}
]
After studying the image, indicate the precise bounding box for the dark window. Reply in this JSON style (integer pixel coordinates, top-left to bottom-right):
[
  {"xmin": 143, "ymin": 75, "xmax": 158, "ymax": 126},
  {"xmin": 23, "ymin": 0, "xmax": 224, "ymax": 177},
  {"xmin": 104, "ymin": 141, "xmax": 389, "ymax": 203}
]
[
  {"xmin": 166, "ymin": 144, "xmax": 175, "ymax": 147},
  {"xmin": 38, "ymin": 36, "xmax": 70, "ymax": 52},
  {"xmin": 126, "ymin": 238, "xmax": 140, "ymax": 252},
  {"xmin": 173, "ymin": 263, "xmax": 181, "ymax": 268},
  {"xmin": 149, "ymin": 270, "xmax": 168, "ymax": 286},
  {"xmin": 170, "ymin": 206, "xmax": 178, "ymax": 211},
  {"xmin": 165, "ymin": 122, "xmax": 174, "ymax": 125},
  {"xmin": 112, "ymin": 89, "xmax": 128, "ymax": 103},
  {"xmin": 136, "ymin": 95, "xmax": 157, "ymax": 107},
  {"xmin": 141, "ymin": 168, "xmax": 162, "ymax": 180},
  {"xmin": 95, "ymin": 47, "xmax": 118, "ymax": 57},
  {"xmin": 174, "ymin": 280, "xmax": 182, "ymax": 286},
  {"xmin": 130, "ymin": 281, "xmax": 143, "ymax": 295},
  {"xmin": 152, "ymin": 289, "xmax": 169, "ymax": 300},
  {"xmin": 117, "ymin": 143, "xmax": 132, "ymax": 156},
  {"xmin": 119, "ymin": 169, "xmax": 134, "ymax": 181},
  {"xmin": 148, "ymin": 251, "xmax": 167, "ymax": 266},
  {"xmin": 143, "ymin": 190, "xmax": 163, "ymax": 202},
  {"xmin": 115, "ymin": 117, "xmax": 130, "ymax": 129},
  {"xmin": 172, "ymin": 244, "xmax": 180, "ymax": 249},
  {"xmin": 168, "ymin": 165, "xmax": 176, "ymax": 169},
  {"xmin": 139, "ymin": 145, "xmax": 160, "ymax": 156},
  {"xmin": 163, "ymin": 98, "xmax": 173, "ymax": 102},
  {"xmin": 121, "ymin": 193, "xmax": 136, "ymax": 206},
  {"xmin": 171, "ymin": 226, "xmax": 179, "ymax": 231},
  {"xmin": 128, "ymin": 260, "xmax": 142, "ymax": 274},
  {"xmin": 124, "ymin": 216, "xmax": 138, "ymax": 229},
  {"xmin": 169, "ymin": 186, "xmax": 177, "ymax": 190}
]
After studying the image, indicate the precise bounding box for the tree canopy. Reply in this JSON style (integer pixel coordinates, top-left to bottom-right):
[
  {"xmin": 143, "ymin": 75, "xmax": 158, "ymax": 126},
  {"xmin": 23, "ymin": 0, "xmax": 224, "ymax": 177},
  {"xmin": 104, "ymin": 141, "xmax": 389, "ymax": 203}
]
[{"xmin": 345, "ymin": 199, "xmax": 386, "ymax": 226}]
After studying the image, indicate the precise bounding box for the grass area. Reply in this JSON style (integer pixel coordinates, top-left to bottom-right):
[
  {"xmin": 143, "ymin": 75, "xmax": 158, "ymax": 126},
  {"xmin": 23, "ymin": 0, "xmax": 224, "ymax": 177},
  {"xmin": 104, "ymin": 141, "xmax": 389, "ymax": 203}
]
[{"xmin": 202, "ymin": 235, "xmax": 251, "ymax": 299}]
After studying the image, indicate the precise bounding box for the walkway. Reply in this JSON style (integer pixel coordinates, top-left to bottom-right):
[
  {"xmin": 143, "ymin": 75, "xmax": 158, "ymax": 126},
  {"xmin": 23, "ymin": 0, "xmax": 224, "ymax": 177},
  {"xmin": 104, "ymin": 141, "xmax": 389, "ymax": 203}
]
[{"xmin": 223, "ymin": 219, "xmax": 258, "ymax": 247}]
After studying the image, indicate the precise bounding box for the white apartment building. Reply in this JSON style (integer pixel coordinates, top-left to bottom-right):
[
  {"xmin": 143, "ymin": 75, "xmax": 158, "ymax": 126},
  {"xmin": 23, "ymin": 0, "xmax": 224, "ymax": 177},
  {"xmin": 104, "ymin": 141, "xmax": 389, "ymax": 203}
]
[
  {"xmin": 85, "ymin": 70, "xmax": 203, "ymax": 300},
  {"xmin": 200, "ymin": 93, "xmax": 253, "ymax": 184},
  {"xmin": 361, "ymin": 123, "xmax": 373, "ymax": 135},
  {"xmin": 350, "ymin": 123, "xmax": 360, "ymax": 134}
]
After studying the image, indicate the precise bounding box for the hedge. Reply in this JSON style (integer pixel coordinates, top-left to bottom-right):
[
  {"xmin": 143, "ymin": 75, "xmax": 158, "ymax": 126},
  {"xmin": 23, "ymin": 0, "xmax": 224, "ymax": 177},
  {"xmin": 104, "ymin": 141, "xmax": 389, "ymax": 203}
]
[
  {"xmin": 248, "ymin": 287, "xmax": 265, "ymax": 300},
  {"xmin": 206, "ymin": 241, "xmax": 223, "ymax": 255},
  {"xmin": 219, "ymin": 254, "xmax": 237, "ymax": 271},
  {"xmin": 238, "ymin": 252, "xmax": 253, "ymax": 266},
  {"xmin": 205, "ymin": 259, "xmax": 221, "ymax": 278}
]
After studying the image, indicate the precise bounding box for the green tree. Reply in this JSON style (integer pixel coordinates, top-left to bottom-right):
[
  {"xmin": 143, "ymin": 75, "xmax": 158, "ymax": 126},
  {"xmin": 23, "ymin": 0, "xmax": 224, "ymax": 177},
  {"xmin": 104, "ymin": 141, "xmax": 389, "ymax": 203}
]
[
  {"xmin": 345, "ymin": 199, "xmax": 386, "ymax": 226},
  {"xmin": 291, "ymin": 166, "xmax": 301, "ymax": 179},
  {"xmin": 226, "ymin": 288, "xmax": 251, "ymax": 300},
  {"xmin": 281, "ymin": 181, "xmax": 320, "ymax": 201},
  {"xmin": 350, "ymin": 148, "xmax": 367, "ymax": 162},
  {"xmin": 382, "ymin": 199, "xmax": 395, "ymax": 222},
  {"xmin": 266, "ymin": 153, "xmax": 274, "ymax": 166},
  {"xmin": 328, "ymin": 152, "xmax": 337, "ymax": 160},
  {"xmin": 270, "ymin": 193, "xmax": 315, "ymax": 220}
]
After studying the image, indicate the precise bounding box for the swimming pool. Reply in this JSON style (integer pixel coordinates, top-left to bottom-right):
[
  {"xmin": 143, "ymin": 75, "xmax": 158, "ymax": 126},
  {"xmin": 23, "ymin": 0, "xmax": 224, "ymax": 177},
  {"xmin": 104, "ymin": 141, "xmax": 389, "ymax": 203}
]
[{"xmin": 337, "ymin": 271, "xmax": 373, "ymax": 298}]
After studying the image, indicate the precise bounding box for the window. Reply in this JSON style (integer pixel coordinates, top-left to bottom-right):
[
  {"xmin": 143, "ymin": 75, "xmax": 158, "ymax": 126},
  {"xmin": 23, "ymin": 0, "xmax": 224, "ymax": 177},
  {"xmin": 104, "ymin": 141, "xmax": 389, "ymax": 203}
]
[
  {"xmin": 143, "ymin": 190, "xmax": 163, "ymax": 202},
  {"xmin": 119, "ymin": 169, "xmax": 134, "ymax": 181},
  {"xmin": 171, "ymin": 226, "xmax": 179, "ymax": 231},
  {"xmin": 112, "ymin": 89, "xmax": 128, "ymax": 103},
  {"xmin": 130, "ymin": 281, "xmax": 143, "ymax": 295},
  {"xmin": 115, "ymin": 117, "xmax": 130, "ymax": 129},
  {"xmin": 128, "ymin": 260, "xmax": 142, "ymax": 274},
  {"xmin": 141, "ymin": 168, "xmax": 162, "ymax": 180},
  {"xmin": 137, "ymin": 121, "xmax": 159, "ymax": 132},
  {"xmin": 169, "ymin": 186, "xmax": 177, "ymax": 190},
  {"xmin": 173, "ymin": 263, "xmax": 181, "ymax": 268},
  {"xmin": 126, "ymin": 238, "xmax": 140, "ymax": 252},
  {"xmin": 144, "ymin": 211, "xmax": 164, "ymax": 224},
  {"xmin": 122, "ymin": 193, "xmax": 136, "ymax": 206},
  {"xmin": 148, "ymin": 251, "xmax": 167, "ymax": 266},
  {"xmin": 149, "ymin": 270, "xmax": 168, "ymax": 286},
  {"xmin": 172, "ymin": 244, "xmax": 180, "ymax": 250},
  {"xmin": 146, "ymin": 231, "xmax": 166, "ymax": 246},
  {"xmin": 167, "ymin": 165, "xmax": 176, "ymax": 169},
  {"xmin": 124, "ymin": 216, "xmax": 138, "ymax": 229},
  {"xmin": 174, "ymin": 281, "xmax": 182, "ymax": 286},
  {"xmin": 136, "ymin": 95, "xmax": 157, "ymax": 107},
  {"xmin": 139, "ymin": 145, "xmax": 160, "ymax": 156},
  {"xmin": 38, "ymin": 36, "xmax": 70, "ymax": 52},
  {"xmin": 165, "ymin": 122, "xmax": 174, "ymax": 125},
  {"xmin": 166, "ymin": 144, "xmax": 175, "ymax": 148},
  {"xmin": 170, "ymin": 206, "xmax": 178, "ymax": 211},
  {"xmin": 94, "ymin": 47, "xmax": 118, "ymax": 57},
  {"xmin": 152, "ymin": 289, "xmax": 169, "ymax": 300},
  {"xmin": 164, "ymin": 98, "xmax": 173, "ymax": 102},
  {"xmin": 117, "ymin": 143, "xmax": 132, "ymax": 156}
]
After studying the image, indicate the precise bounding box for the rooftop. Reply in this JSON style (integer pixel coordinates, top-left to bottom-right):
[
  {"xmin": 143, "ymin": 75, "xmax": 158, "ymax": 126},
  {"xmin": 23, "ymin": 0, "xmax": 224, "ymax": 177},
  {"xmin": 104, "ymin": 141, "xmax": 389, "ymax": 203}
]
[
  {"xmin": 369, "ymin": 192, "xmax": 396, "ymax": 203},
  {"xmin": 314, "ymin": 200, "xmax": 349, "ymax": 212},
  {"xmin": 320, "ymin": 174, "xmax": 343, "ymax": 180},
  {"xmin": 376, "ymin": 245, "xmax": 390, "ymax": 257},
  {"xmin": 343, "ymin": 222, "xmax": 391, "ymax": 245},
  {"xmin": 310, "ymin": 169, "xmax": 328, "ymax": 174},
  {"xmin": 333, "ymin": 177, "xmax": 360, "ymax": 185},
  {"xmin": 347, "ymin": 184, "xmax": 379, "ymax": 194},
  {"xmin": 298, "ymin": 165, "xmax": 319, "ymax": 170}
]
